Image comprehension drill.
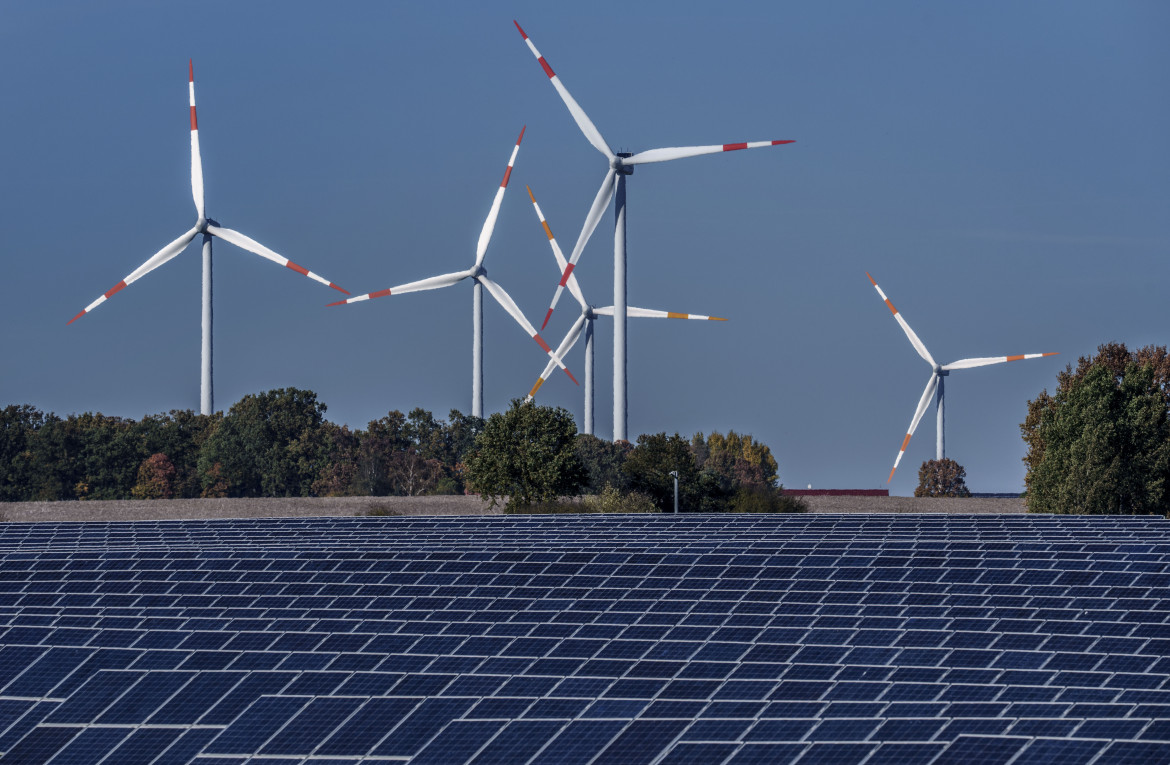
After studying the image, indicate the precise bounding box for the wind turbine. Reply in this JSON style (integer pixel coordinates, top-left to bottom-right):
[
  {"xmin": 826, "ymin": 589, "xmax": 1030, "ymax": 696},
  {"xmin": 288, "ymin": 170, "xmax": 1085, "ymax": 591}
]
[
  {"xmin": 329, "ymin": 128, "xmax": 575, "ymax": 418},
  {"xmin": 515, "ymin": 20, "xmax": 792, "ymax": 441},
  {"xmin": 68, "ymin": 61, "xmax": 349, "ymax": 416},
  {"xmin": 524, "ymin": 185, "xmax": 725, "ymax": 435},
  {"xmin": 867, "ymin": 272, "xmax": 1057, "ymax": 483}
]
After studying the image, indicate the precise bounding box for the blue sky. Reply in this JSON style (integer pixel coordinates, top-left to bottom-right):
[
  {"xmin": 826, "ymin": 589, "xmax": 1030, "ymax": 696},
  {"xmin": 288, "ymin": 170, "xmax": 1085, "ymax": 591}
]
[{"xmin": 2, "ymin": 1, "xmax": 1167, "ymax": 494}]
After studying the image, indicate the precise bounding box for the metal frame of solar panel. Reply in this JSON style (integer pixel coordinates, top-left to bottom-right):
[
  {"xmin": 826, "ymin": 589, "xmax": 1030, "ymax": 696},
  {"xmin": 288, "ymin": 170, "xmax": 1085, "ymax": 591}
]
[{"xmin": 0, "ymin": 514, "xmax": 1167, "ymax": 764}]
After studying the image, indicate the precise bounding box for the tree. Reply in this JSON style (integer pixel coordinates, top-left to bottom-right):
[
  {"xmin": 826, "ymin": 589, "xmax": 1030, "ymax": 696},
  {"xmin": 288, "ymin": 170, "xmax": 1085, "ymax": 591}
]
[
  {"xmin": 464, "ymin": 399, "xmax": 585, "ymax": 509},
  {"xmin": 1023, "ymin": 358, "xmax": 1170, "ymax": 515},
  {"xmin": 575, "ymin": 434, "xmax": 632, "ymax": 494},
  {"xmin": 623, "ymin": 433, "xmax": 699, "ymax": 512},
  {"xmin": 914, "ymin": 458, "xmax": 971, "ymax": 497},
  {"xmin": 131, "ymin": 453, "xmax": 177, "ymax": 499},
  {"xmin": 197, "ymin": 388, "xmax": 328, "ymax": 497}
]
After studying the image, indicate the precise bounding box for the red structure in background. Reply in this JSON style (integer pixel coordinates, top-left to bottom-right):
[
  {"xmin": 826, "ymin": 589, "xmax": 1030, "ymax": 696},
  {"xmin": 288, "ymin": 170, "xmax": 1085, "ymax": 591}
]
[{"xmin": 781, "ymin": 489, "xmax": 889, "ymax": 497}]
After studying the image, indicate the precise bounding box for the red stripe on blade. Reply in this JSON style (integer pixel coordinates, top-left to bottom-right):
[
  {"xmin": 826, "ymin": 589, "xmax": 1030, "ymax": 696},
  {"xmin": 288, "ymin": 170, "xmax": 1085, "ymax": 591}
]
[
  {"xmin": 284, "ymin": 261, "xmax": 310, "ymax": 277},
  {"xmin": 772, "ymin": 140, "xmax": 795, "ymax": 145},
  {"xmin": 723, "ymin": 143, "xmax": 748, "ymax": 152},
  {"xmin": 501, "ymin": 165, "xmax": 513, "ymax": 188},
  {"xmin": 190, "ymin": 106, "xmax": 198, "ymax": 131},
  {"xmin": 66, "ymin": 310, "xmax": 86, "ymax": 326},
  {"xmin": 558, "ymin": 263, "xmax": 575, "ymax": 287},
  {"xmin": 516, "ymin": 125, "xmax": 526, "ymax": 145},
  {"xmin": 326, "ymin": 299, "xmax": 348, "ymax": 307},
  {"xmin": 534, "ymin": 335, "xmax": 552, "ymax": 354},
  {"xmin": 369, "ymin": 288, "xmax": 393, "ymax": 299},
  {"xmin": 541, "ymin": 308, "xmax": 554, "ymax": 331},
  {"xmin": 513, "ymin": 20, "xmax": 528, "ymax": 39},
  {"xmin": 563, "ymin": 368, "xmax": 578, "ymax": 385},
  {"xmin": 329, "ymin": 283, "xmax": 349, "ymax": 295},
  {"xmin": 189, "ymin": 60, "xmax": 194, "ymax": 82},
  {"xmin": 104, "ymin": 281, "xmax": 127, "ymax": 299},
  {"xmin": 538, "ymin": 56, "xmax": 556, "ymax": 79}
]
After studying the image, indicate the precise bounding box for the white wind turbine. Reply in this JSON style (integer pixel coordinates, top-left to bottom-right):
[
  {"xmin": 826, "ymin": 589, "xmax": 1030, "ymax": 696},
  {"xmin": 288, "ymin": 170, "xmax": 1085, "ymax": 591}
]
[
  {"xmin": 329, "ymin": 128, "xmax": 575, "ymax": 418},
  {"xmin": 68, "ymin": 61, "xmax": 349, "ymax": 416},
  {"xmin": 867, "ymin": 272, "xmax": 1058, "ymax": 483},
  {"xmin": 524, "ymin": 185, "xmax": 725, "ymax": 435},
  {"xmin": 515, "ymin": 20, "xmax": 792, "ymax": 441}
]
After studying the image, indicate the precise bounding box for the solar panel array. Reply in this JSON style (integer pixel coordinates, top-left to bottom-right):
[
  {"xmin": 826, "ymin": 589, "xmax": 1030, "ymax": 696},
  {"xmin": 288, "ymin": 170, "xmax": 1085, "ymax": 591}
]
[{"xmin": 0, "ymin": 513, "xmax": 1168, "ymax": 765}]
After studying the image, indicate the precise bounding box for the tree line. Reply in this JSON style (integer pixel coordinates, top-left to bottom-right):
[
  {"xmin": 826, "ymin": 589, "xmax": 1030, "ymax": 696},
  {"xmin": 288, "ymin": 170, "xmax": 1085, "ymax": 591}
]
[{"xmin": 1, "ymin": 389, "xmax": 802, "ymax": 513}]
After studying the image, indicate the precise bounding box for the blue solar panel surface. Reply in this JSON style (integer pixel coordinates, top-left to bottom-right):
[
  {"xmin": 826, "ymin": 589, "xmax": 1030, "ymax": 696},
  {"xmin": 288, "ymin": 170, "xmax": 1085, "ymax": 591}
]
[{"xmin": 0, "ymin": 514, "xmax": 1167, "ymax": 764}]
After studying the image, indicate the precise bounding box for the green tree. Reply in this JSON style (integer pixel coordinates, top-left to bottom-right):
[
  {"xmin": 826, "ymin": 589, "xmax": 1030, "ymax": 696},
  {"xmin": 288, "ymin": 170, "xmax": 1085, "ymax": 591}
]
[
  {"xmin": 914, "ymin": 458, "xmax": 971, "ymax": 497},
  {"xmin": 1024, "ymin": 350, "xmax": 1170, "ymax": 515},
  {"xmin": 198, "ymin": 388, "xmax": 328, "ymax": 497},
  {"xmin": 464, "ymin": 399, "xmax": 585, "ymax": 510},
  {"xmin": 138, "ymin": 410, "xmax": 221, "ymax": 498},
  {"xmin": 575, "ymin": 434, "xmax": 632, "ymax": 494},
  {"xmin": 623, "ymin": 433, "xmax": 699, "ymax": 512}
]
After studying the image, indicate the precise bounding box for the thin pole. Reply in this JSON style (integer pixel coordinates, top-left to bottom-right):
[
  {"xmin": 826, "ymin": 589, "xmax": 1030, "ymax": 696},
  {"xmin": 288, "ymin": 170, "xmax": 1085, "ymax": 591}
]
[
  {"xmin": 200, "ymin": 233, "xmax": 213, "ymax": 415},
  {"xmin": 936, "ymin": 374, "xmax": 945, "ymax": 461},
  {"xmin": 613, "ymin": 172, "xmax": 628, "ymax": 442},
  {"xmin": 472, "ymin": 280, "xmax": 483, "ymax": 418},
  {"xmin": 584, "ymin": 316, "xmax": 594, "ymax": 435}
]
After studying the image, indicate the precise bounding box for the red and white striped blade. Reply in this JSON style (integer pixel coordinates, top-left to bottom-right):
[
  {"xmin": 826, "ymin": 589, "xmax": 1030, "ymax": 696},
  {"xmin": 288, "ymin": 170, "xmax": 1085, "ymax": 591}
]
[
  {"xmin": 624, "ymin": 140, "xmax": 795, "ymax": 166},
  {"xmin": 327, "ymin": 269, "xmax": 473, "ymax": 307},
  {"xmin": 479, "ymin": 274, "xmax": 577, "ymax": 385},
  {"xmin": 867, "ymin": 272, "xmax": 936, "ymax": 368},
  {"xmin": 943, "ymin": 352, "xmax": 1059, "ymax": 371},
  {"xmin": 514, "ymin": 21, "xmax": 613, "ymax": 160},
  {"xmin": 889, "ymin": 373, "xmax": 939, "ymax": 483},
  {"xmin": 621, "ymin": 306, "xmax": 728, "ymax": 321},
  {"xmin": 67, "ymin": 226, "xmax": 200, "ymax": 324},
  {"xmin": 476, "ymin": 127, "xmax": 525, "ymax": 269},
  {"xmin": 544, "ymin": 168, "xmax": 615, "ymax": 329},
  {"xmin": 528, "ymin": 312, "xmax": 588, "ymax": 400},
  {"xmin": 188, "ymin": 60, "xmax": 205, "ymax": 221},
  {"xmin": 206, "ymin": 225, "xmax": 348, "ymax": 295},
  {"xmin": 527, "ymin": 185, "xmax": 588, "ymax": 318}
]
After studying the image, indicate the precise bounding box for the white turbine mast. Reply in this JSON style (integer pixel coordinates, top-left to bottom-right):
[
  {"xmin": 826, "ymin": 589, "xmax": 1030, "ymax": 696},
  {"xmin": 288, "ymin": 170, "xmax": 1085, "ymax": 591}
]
[
  {"xmin": 330, "ymin": 128, "xmax": 575, "ymax": 418},
  {"xmin": 515, "ymin": 20, "xmax": 792, "ymax": 441},
  {"xmin": 68, "ymin": 61, "xmax": 350, "ymax": 416},
  {"xmin": 524, "ymin": 185, "xmax": 725, "ymax": 435},
  {"xmin": 867, "ymin": 272, "xmax": 1058, "ymax": 483}
]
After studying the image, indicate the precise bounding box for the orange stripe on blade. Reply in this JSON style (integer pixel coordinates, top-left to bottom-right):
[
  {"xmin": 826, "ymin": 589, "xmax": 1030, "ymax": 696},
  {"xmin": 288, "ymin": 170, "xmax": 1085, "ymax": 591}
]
[
  {"xmin": 541, "ymin": 221, "xmax": 554, "ymax": 241},
  {"xmin": 888, "ymin": 466, "xmax": 897, "ymax": 483},
  {"xmin": 900, "ymin": 434, "xmax": 912, "ymax": 452},
  {"xmin": 1006, "ymin": 355, "xmax": 1024, "ymax": 362},
  {"xmin": 884, "ymin": 299, "xmax": 897, "ymax": 316},
  {"xmin": 666, "ymin": 312, "xmax": 687, "ymax": 319},
  {"xmin": 529, "ymin": 378, "xmax": 545, "ymax": 398}
]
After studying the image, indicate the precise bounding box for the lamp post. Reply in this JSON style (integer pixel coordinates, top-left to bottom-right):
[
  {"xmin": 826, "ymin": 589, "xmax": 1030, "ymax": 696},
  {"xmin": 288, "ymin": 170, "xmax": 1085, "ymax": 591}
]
[{"xmin": 668, "ymin": 470, "xmax": 679, "ymax": 514}]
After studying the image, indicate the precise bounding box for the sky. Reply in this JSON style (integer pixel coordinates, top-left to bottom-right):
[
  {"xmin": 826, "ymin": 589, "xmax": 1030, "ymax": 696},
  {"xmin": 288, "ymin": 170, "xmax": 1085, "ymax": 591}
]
[{"xmin": 2, "ymin": 1, "xmax": 1167, "ymax": 495}]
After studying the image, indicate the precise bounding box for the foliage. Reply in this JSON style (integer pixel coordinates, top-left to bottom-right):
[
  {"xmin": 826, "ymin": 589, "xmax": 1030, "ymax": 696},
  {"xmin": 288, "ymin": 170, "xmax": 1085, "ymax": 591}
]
[
  {"xmin": 575, "ymin": 435, "xmax": 632, "ymax": 494},
  {"xmin": 914, "ymin": 458, "xmax": 972, "ymax": 497},
  {"xmin": 464, "ymin": 399, "xmax": 585, "ymax": 510},
  {"xmin": 581, "ymin": 484, "xmax": 658, "ymax": 514},
  {"xmin": 623, "ymin": 433, "xmax": 699, "ymax": 512},
  {"xmin": 1023, "ymin": 352, "xmax": 1170, "ymax": 515},
  {"xmin": 131, "ymin": 453, "xmax": 177, "ymax": 500},
  {"xmin": 728, "ymin": 485, "xmax": 808, "ymax": 513}
]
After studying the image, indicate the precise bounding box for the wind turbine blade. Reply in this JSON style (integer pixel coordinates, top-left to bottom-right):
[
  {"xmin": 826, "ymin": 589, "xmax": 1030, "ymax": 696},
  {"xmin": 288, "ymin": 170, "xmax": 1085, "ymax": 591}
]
[
  {"xmin": 624, "ymin": 140, "xmax": 795, "ymax": 166},
  {"xmin": 514, "ymin": 21, "xmax": 613, "ymax": 159},
  {"xmin": 544, "ymin": 168, "xmax": 615, "ymax": 329},
  {"xmin": 889, "ymin": 373, "xmax": 939, "ymax": 483},
  {"xmin": 189, "ymin": 61, "xmax": 205, "ymax": 221},
  {"xmin": 67, "ymin": 226, "xmax": 200, "ymax": 324},
  {"xmin": 867, "ymin": 272, "xmax": 936, "ymax": 367},
  {"xmin": 528, "ymin": 312, "xmax": 588, "ymax": 400},
  {"xmin": 475, "ymin": 126, "xmax": 525, "ymax": 268},
  {"xmin": 327, "ymin": 269, "xmax": 473, "ymax": 306},
  {"xmin": 479, "ymin": 274, "xmax": 578, "ymax": 385},
  {"xmin": 942, "ymin": 352, "xmax": 1059, "ymax": 371},
  {"xmin": 526, "ymin": 185, "xmax": 588, "ymax": 319},
  {"xmin": 206, "ymin": 224, "xmax": 348, "ymax": 295},
  {"xmin": 622, "ymin": 307, "xmax": 728, "ymax": 320}
]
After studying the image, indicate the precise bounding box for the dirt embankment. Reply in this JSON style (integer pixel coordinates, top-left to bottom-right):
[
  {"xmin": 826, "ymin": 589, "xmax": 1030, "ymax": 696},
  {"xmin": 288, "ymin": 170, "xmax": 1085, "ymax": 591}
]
[{"xmin": 0, "ymin": 494, "xmax": 1025, "ymax": 523}]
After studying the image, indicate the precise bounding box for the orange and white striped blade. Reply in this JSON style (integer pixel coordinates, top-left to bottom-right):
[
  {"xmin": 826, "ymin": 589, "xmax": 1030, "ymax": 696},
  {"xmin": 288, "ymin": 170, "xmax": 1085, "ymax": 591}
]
[
  {"xmin": 189, "ymin": 60, "xmax": 205, "ymax": 221},
  {"xmin": 528, "ymin": 312, "xmax": 588, "ymax": 401},
  {"xmin": 479, "ymin": 274, "xmax": 577, "ymax": 385},
  {"xmin": 476, "ymin": 127, "xmax": 525, "ymax": 269},
  {"xmin": 206, "ymin": 225, "xmax": 348, "ymax": 295},
  {"xmin": 620, "ymin": 306, "xmax": 727, "ymax": 321},
  {"xmin": 514, "ymin": 21, "xmax": 613, "ymax": 160},
  {"xmin": 544, "ymin": 168, "xmax": 615, "ymax": 329},
  {"xmin": 624, "ymin": 140, "xmax": 795, "ymax": 166},
  {"xmin": 327, "ymin": 269, "xmax": 472, "ymax": 307},
  {"xmin": 526, "ymin": 185, "xmax": 587, "ymax": 318},
  {"xmin": 867, "ymin": 272, "xmax": 935, "ymax": 367},
  {"xmin": 889, "ymin": 373, "xmax": 939, "ymax": 483},
  {"xmin": 67, "ymin": 226, "xmax": 201, "ymax": 325},
  {"xmin": 943, "ymin": 353, "xmax": 1059, "ymax": 371}
]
